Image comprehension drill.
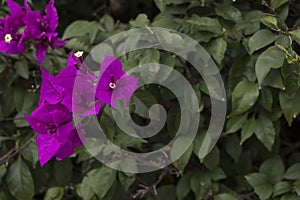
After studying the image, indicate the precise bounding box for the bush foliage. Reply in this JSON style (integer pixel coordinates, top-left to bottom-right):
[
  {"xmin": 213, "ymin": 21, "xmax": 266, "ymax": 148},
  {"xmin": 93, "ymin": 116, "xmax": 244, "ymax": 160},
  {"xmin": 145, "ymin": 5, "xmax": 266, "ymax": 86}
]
[{"xmin": 1, "ymin": 0, "xmax": 300, "ymax": 199}]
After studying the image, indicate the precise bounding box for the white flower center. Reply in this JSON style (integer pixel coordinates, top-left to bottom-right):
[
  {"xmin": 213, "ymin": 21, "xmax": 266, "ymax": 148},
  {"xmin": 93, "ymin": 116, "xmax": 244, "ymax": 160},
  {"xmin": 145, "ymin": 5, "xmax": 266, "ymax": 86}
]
[
  {"xmin": 5, "ymin": 34, "xmax": 12, "ymax": 43},
  {"xmin": 109, "ymin": 82, "xmax": 116, "ymax": 89},
  {"xmin": 74, "ymin": 51, "xmax": 83, "ymax": 57}
]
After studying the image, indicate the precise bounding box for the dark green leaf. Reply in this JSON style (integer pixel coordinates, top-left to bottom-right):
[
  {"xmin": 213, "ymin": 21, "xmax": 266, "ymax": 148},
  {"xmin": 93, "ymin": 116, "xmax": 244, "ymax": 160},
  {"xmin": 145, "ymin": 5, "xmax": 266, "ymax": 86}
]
[
  {"xmin": 245, "ymin": 173, "xmax": 273, "ymax": 200},
  {"xmin": 205, "ymin": 37, "xmax": 227, "ymax": 65},
  {"xmin": 215, "ymin": 3, "xmax": 242, "ymax": 22},
  {"xmin": 255, "ymin": 46, "xmax": 285, "ymax": 84},
  {"xmin": 214, "ymin": 193, "xmax": 239, "ymax": 200},
  {"xmin": 176, "ymin": 173, "xmax": 192, "ymax": 200},
  {"xmin": 118, "ymin": 172, "xmax": 135, "ymax": 191},
  {"xmin": 226, "ymin": 113, "xmax": 248, "ymax": 134},
  {"xmin": 284, "ymin": 163, "xmax": 300, "ymax": 180},
  {"xmin": 248, "ymin": 29, "xmax": 277, "ymax": 54},
  {"xmin": 260, "ymin": 155, "xmax": 284, "ymax": 183},
  {"xmin": 92, "ymin": 166, "xmax": 116, "ymax": 199},
  {"xmin": 254, "ymin": 115, "xmax": 276, "ymax": 151},
  {"xmin": 273, "ymin": 181, "xmax": 290, "ymax": 197},
  {"xmin": 186, "ymin": 15, "xmax": 222, "ymax": 34},
  {"xmin": 129, "ymin": 14, "xmax": 150, "ymax": 27},
  {"xmin": 231, "ymin": 81, "xmax": 259, "ymax": 116},
  {"xmin": 154, "ymin": 0, "xmax": 166, "ymax": 12},
  {"xmin": 271, "ymin": 0, "xmax": 288, "ymax": 9},
  {"xmin": 14, "ymin": 61, "xmax": 29, "ymax": 80},
  {"xmin": 44, "ymin": 187, "xmax": 64, "ymax": 200},
  {"xmin": 6, "ymin": 157, "xmax": 34, "ymax": 200},
  {"xmin": 54, "ymin": 158, "xmax": 73, "ymax": 186},
  {"xmin": 63, "ymin": 20, "xmax": 91, "ymax": 39},
  {"xmin": 203, "ymin": 147, "xmax": 220, "ymax": 170}
]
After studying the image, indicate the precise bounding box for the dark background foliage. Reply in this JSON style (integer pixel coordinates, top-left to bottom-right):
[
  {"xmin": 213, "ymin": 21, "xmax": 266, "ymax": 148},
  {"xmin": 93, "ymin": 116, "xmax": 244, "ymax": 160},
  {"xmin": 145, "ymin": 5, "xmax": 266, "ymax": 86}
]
[{"xmin": 1, "ymin": 0, "xmax": 300, "ymax": 199}]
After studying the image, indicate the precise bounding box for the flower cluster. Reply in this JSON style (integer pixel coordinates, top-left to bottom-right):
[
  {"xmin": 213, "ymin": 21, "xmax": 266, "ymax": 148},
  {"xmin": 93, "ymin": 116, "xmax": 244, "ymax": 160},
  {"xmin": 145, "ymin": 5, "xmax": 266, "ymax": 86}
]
[
  {"xmin": 26, "ymin": 52, "xmax": 138, "ymax": 166},
  {"xmin": 0, "ymin": 0, "xmax": 66, "ymax": 65}
]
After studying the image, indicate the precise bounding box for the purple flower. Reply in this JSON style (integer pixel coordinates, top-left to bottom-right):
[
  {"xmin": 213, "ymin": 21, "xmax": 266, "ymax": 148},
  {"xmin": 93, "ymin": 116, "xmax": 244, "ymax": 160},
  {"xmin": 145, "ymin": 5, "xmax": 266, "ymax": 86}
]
[
  {"xmin": 25, "ymin": 103, "xmax": 84, "ymax": 166},
  {"xmin": 96, "ymin": 55, "xmax": 138, "ymax": 107},
  {"xmin": 23, "ymin": 0, "xmax": 66, "ymax": 65},
  {"xmin": 54, "ymin": 52, "xmax": 101, "ymax": 116},
  {"xmin": 6, "ymin": 0, "xmax": 26, "ymax": 27},
  {"xmin": 38, "ymin": 68, "xmax": 64, "ymax": 105},
  {"xmin": 0, "ymin": 0, "xmax": 27, "ymax": 54}
]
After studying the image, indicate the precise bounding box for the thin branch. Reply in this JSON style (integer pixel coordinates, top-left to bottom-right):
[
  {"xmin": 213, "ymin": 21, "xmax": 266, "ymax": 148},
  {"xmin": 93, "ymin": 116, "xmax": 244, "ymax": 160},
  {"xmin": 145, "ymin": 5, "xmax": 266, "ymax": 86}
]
[
  {"xmin": 0, "ymin": 134, "xmax": 36, "ymax": 166},
  {"xmin": 131, "ymin": 166, "xmax": 177, "ymax": 199},
  {"xmin": 262, "ymin": 0, "xmax": 289, "ymax": 31},
  {"xmin": 0, "ymin": 117, "xmax": 25, "ymax": 122}
]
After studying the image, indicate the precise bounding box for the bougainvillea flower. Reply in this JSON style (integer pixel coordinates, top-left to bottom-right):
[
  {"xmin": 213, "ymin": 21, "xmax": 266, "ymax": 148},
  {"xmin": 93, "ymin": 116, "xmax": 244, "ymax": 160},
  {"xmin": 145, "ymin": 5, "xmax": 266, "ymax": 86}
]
[
  {"xmin": 23, "ymin": 0, "xmax": 67, "ymax": 65},
  {"xmin": 6, "ymin": 0, "xmax": 26, "ymax": 27},
  {"xmin": 96, "ymin": 55, "xmax": 138, "ymax": 107},
  {"xmin": 24, "ymin": 103, "xmax": 84, "ymax": 166},
  {"xmin": 38, "ymin": 68, "xmax": 64, "ymax": 105},
  {"xmin": 54, "ymin": 52, "xmax": 101, "ymax": 116},
  {"xmin": 0, "ymin": 15, "xmax": 26, "ymax": 54}
]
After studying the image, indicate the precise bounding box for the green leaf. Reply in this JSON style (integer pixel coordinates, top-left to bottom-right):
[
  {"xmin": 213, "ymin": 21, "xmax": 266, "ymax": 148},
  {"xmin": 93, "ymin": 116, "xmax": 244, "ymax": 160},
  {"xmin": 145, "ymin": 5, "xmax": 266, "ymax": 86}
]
[
  {"xmin": 6, "ymin": 157, "xmax": 34, "ymax": 200},
  {"xmin": 248, "ymin": 29, "xmax": 277, "ymax": 54},
  {"xmin": 235, "ymin": 10, "xmax": 265, "ymax": 35},
  {"xmin": 138, "ymin": 49, "xmax": 161, "ymax": 82},
  {"xmin": 0, "ymin": 165, "xmax": 6, "ymax": 180},
  {"xmin": 154, "ymin": 0, "xmax": 166, "ymax": 12},
  {"xmin": 214, "ymin": 193, "xmax": 239, "ymax": 200},
  {"xmin": 190, "ymin": 172, "xmax": 211, "ymax": 200},
  {"xmin": 132, "ymin": 90, "xmax": 157, "ymax": 119},
  {"xmin": 226, "ymin": 113, "xmax": 248, "ymax": 134},
  {"xmin": 260, "ymin": 155, "xmax": 285, "ymax": 183},
  {"xmin": 63, "ymin": 20, "xmax": 91, "ymax": 39},
  {"xmin": 54, "ymin": 158, "xmax": 73, "ymax": 186},
  {"xmin": 281, "ymin": 193, "xmax": 300, "ymax": 200},
  {"xmin": 289, "ymin": 30, "xmax": 300, "ymax": 45},
  {"xmin": 215, "ymin": 3, "xmax": 242, "ymax": 22},
  {"xmin": 44, "ymin": 187, "xmax": 64, "ymax": 200},
  {"xmin": 172, "ymin": 139, "xmax": 193, "ymax": 172},
  {"xmin": 176, "ymin": 173, "xmax": 192, "ymax": 200},
  {"xmin": 0, "ymin": 63, "xmax": 5, "ymax": 73},
  {"xmin": 279, "ymin": 90, "xmax": 300, "ymax": 126},
  {"xmin": 241, "ymin": 116, "xmax": 256, "ymax": 144},
  {"xmin": 205, "ymin": 37, "xmax": 227, "ymax": 65},
  {"xmin": 255, "ymin": 46, "xmax": 285, "ymax": 84},
  {"xmin": 65, "ymin": 36, "xmax": 90, "ymax": 52},
  {"xmin": 89, "ymin": 21, "xmax": 100, "ymax": 44},
  {"xmin": 186, "ymin": 15, "xmax": 223, "ymax": 34},
  {"xmin": 259, "ymin": 88, "xmax": 273, "ymax": 112},
  {"xmin": 21, "ymin": 142, "xmax": 38, "ymax": 167},
  {"xmin": 273, "ymin": 181, "xmax": 290, "ymax": 197},
  {"xmin": 245, "ymin": 173, "xmax": 273, "ymax": 200},
  {"xmin": 101, "ymin": 15, "xmax": 114, "ymax": 32},
  {"xmin": 294, "ymin": 179, "xmax": 300, "ymax": 196},
  {"xmin": 224, "ymin": 135, "xmax": 242, "ymax": 162},
  {"xmin": 14, "ymin": 60, "xmax": 29, "ymax": 79},
  {"xmin": 271, "ymin": 0, "xmax": 288, "ymax": 9},
  {"xmin": 231, "ymin": 81, "xmax": 259, "ymax": 116},
  {"xmin": 91, "ymin": 43, "xmax": 114, "ymax": 64},
  {"xmin": 129, "ymin": 14, "xmax": 150, "ymax": 27},
  {"xmin": 284, "ymin": 163, "xmax": 300, "ymax": 180},
  {"xmin": 118, "ymin": 172, "xmax": 135, "ymax": 191},
  {"xmin": 79, "ymin": 169, "xmax": 97, "ymax": 200},
  {"xmin": 92, "ymin": 166, "xmax": 116, "ymax": 199},
  {"xmin": 262, "ymin": 69, "xmax": 284, "ymax": 89},
  {"xmin": 203, "ymin": 147, "xmax": 220, "ymax": 170},
  {"xmin": 261, "ymin": 16, "xmax": 278, "ymax": 29},
  {"xmin": 254, "ymin": 115, "xmax": 276, "ymax": 151},
  {"xmin": 208, "ymin": 167, "xmax": 226, "ymax": 181}
]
